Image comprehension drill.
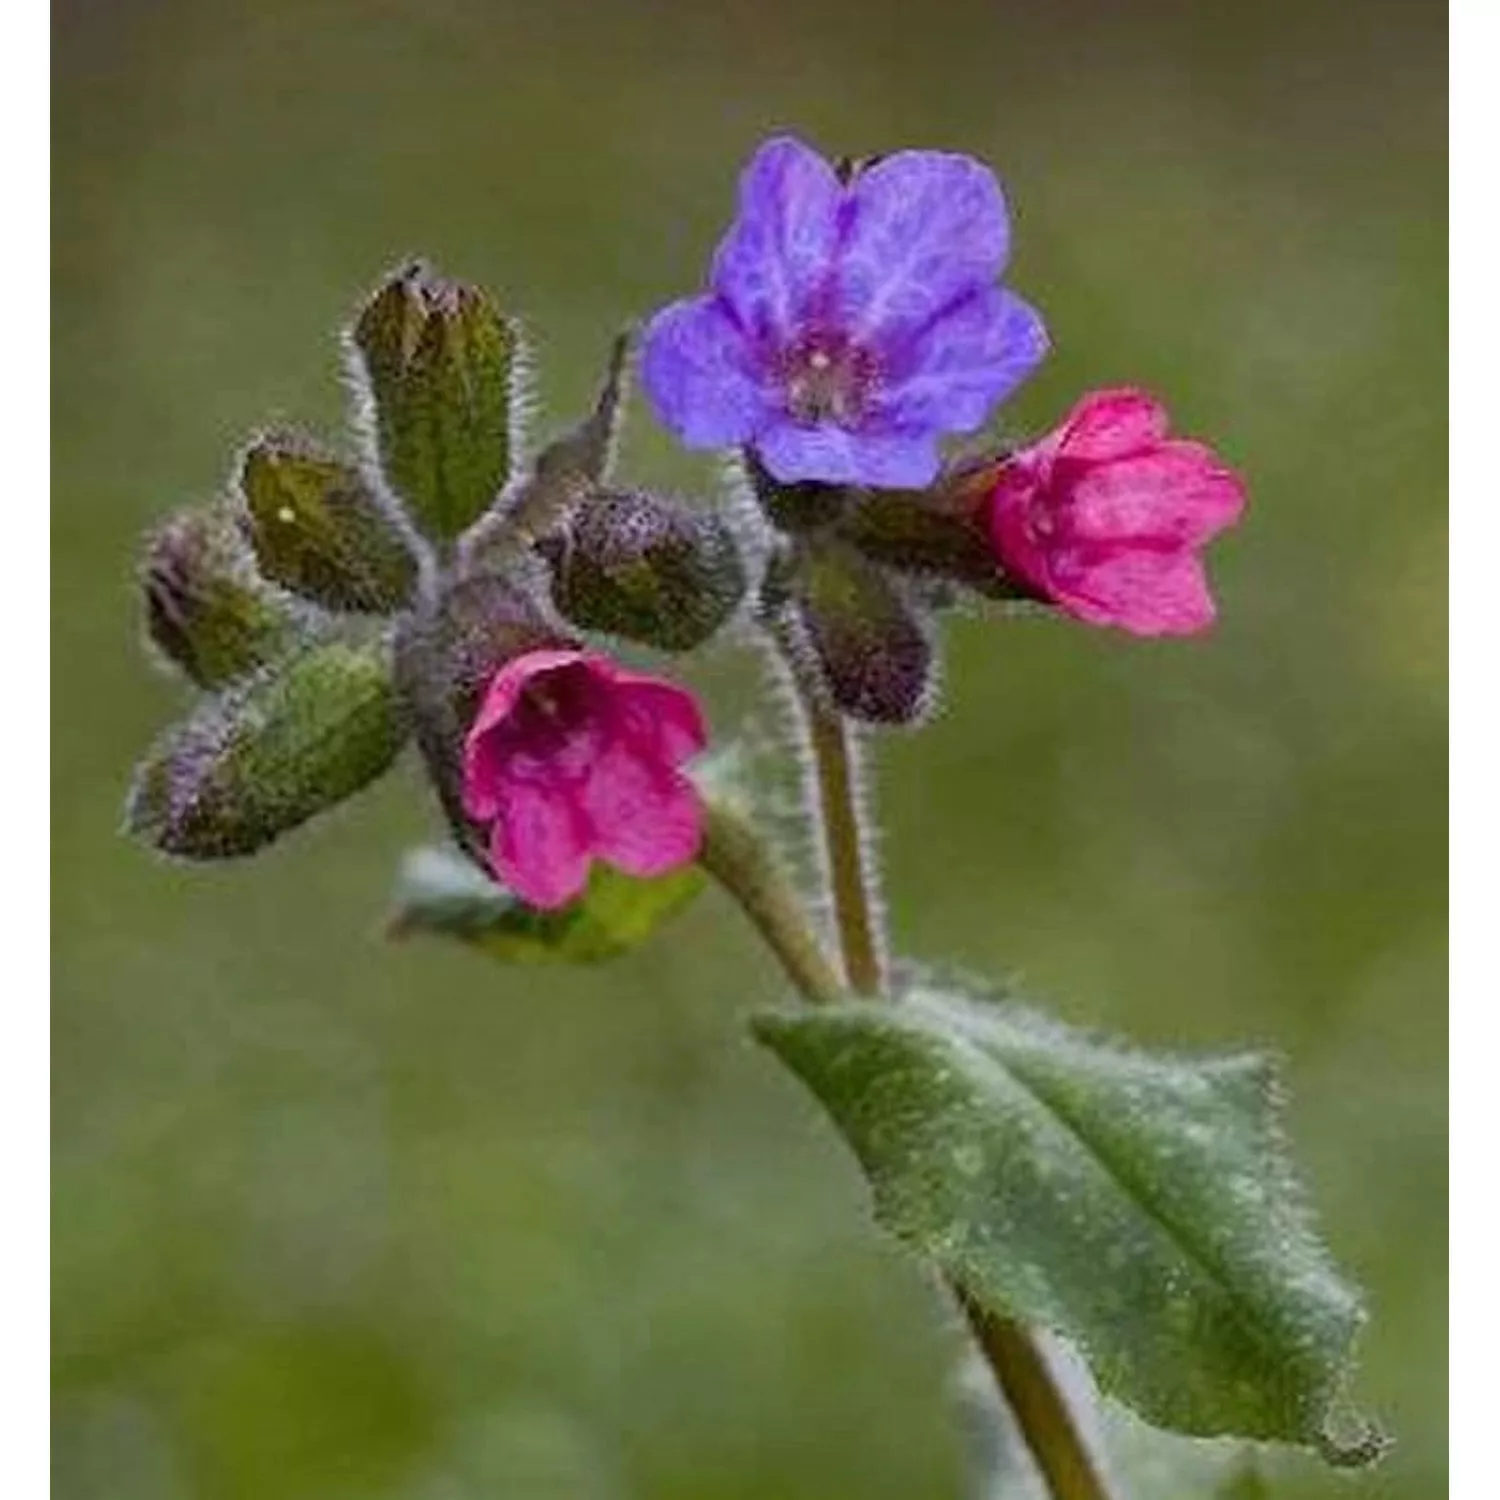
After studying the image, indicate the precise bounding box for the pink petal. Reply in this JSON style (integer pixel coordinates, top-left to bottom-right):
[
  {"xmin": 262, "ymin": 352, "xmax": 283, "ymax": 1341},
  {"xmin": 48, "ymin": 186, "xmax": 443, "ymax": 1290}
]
[
  {"xmin": 985, "ymin": 457, "xmax": 1052, "ymax": 594},
  {"xmin": 581, "ymin": 736, "xmax": 703, "ymax": 879},
  {"xmin": 605, "ymin": 673, "xmax": 709, "ymax": 764},
  {"xmin": 1064, "ymin": 441, "xmax": 1246, "ymax": 546},
  {"xmin": 467, "ymin": 648, "xmax": 588, "ymax": 739},
  {"xmin": 462, "ymin": 648, "xmax": 589, "ymax": 821},
  {"xmin": 1057, "ymin": 389, "xmax": 1170, "ymax": 462},
  {"xmin": 1053, "ymin": 548, "xmax": 1219, "ymax": 637},
  {"xmin": 488, "ymin": 780, "xmax": 594, "ymax": 909}
]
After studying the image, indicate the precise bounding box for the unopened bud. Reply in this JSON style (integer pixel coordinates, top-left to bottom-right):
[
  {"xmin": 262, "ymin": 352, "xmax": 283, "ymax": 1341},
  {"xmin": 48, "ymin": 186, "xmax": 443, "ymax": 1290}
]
[
  {"xmin": 140, "ymin": 504, "xmax": 304, "ymax": 689},
  {"xmin": 238, "ymin": 435, "xmax": 419, "ymax": 612},
  {"xmin": 549, "ymin": 488, "xmax": 745, "ymax": 651},
  {"xmin": 350, "ymin": 261, "xmax": 522, "ymax": 542},
  {"xmin": 782, "ymin": 538, "xmax": 935, "ymax": 725}
]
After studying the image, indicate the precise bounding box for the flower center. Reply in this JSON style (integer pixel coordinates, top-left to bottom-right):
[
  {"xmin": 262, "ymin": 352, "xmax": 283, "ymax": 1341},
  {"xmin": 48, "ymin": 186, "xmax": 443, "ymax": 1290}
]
[
  {"xmin": 504, "ymin": 665, "xmax": 604, "ymax": 782},
  {"xmin": 781, "ymin": 334, "xmax": 878, "ymax": 428}
]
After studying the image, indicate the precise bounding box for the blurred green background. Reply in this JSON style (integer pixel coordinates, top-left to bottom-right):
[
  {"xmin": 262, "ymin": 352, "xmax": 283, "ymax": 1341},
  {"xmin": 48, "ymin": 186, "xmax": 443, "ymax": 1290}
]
[{"xmin": 53, "ymin": 0, "xmax": 1446, "ymax": 1496}]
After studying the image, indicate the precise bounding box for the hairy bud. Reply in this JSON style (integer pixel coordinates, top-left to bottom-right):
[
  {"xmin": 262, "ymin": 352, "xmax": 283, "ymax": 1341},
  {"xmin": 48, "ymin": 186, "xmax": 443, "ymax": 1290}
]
[
  {"xmin": 780, "ymin": 537, "xmax": 935, "ymax": 726},
  {"xmin": 350, "ymin": 261, "xmax": 522, "ymax": 542},
  {"xmin": 125, "ymin": 638, "xmax": 408, "ymax": 859},
  {"xmin": 548, "ymin": 488, "xmax": 745, "ymax": 651},
  {"xmin": 237, "ymin": 435, "xmax": 420, "ymax": 612},
  {"xmin": 140, "ymin": 504, "xmax": 305, "ymax": 689}
]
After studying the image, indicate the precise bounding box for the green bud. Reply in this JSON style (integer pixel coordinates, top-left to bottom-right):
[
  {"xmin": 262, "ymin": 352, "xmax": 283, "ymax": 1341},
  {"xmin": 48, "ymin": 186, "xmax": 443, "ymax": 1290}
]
[
  {"xmin": 782, "ymin": 538, "xmax": 935, "ymax": 726},
  {"xmin": 237, "ymin": 435, "xmax": 420, "ymax": 612},
  {"xmin": 140, "ymin": 503, "xmax": 306, "ymax": 689},
  {"xmin": 548, "ymin": 488, "xmax": 745, "ymax": 651},
  {"xmin": 393, "ymin": 573, "xmax": 570, "ymax": 861},
  {"xmin": 350, "ymin": 261, "xmax": 522, "ymax": 542},
  {"xmin": 125, "ymin": 638, "xmax": 408, "ymax": 860}
]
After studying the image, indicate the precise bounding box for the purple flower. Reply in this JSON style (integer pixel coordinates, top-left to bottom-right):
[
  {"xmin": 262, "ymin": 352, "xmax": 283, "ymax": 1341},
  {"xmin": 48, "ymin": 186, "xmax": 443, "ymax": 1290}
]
[{"xmin": 640, "ymin": 135, "xmax": 1049, "ymax": 489}]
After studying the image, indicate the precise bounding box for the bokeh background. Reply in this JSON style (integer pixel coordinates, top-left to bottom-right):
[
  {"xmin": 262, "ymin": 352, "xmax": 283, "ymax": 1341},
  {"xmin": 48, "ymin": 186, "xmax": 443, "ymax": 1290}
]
[{"xmin": 53, "ymin": 1, "xmax": 1446, "ymax": 1496}]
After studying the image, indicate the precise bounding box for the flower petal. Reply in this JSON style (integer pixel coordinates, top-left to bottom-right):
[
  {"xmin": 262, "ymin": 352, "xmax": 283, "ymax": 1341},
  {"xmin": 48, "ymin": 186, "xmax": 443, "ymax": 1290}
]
[
  {"xmin": 488, "ymin": 782, "xmax": 594, "ymax": 909},
  {"xmin": 640, "ymin": 296, "xmax": 768, "ymax": 448},
  {"xmin": 607, "ymin": 673, "xmax": 709, "ymax": 763},
  {"xmin": 754, "ymin": 417, "xmax": 941, "ymax": 488},
  {"xmin": 1057, "ymin": 388, "xmax": 1170, "ymax": 461},
  {"xmin": 1065, "ymin": 442, "xmax": 1247, "ymax": 546},
  {"xmin": 582, "ymin": 739, "xmax": 703, "ymax": 879},
  {"xmin": 1052, "ymin": 547, "xmax": 1219, "ymax": 637},
  {"xmin": 879, "ymin": 287, "xmax": 1049, "ymax": 434},
  {"xmin": 462, "ymin": 648, "xmax": 589, "ymax": 821},
  {"xmin": 710, "ymin": 135, "xmax": 843, "ymax": 341},
  {"xmin": 837, "ymin": 151, "xmax": 1010, "ymax": 338}
]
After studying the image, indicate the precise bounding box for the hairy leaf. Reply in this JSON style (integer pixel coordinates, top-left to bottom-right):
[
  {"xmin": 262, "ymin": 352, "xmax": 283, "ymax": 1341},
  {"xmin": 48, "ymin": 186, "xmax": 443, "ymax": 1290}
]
[
  {"xmin": 753, "ymin": 983, "xmax": 1380, "ymax": 1464},
  {"xmin": 387, "ymin": 844, "xmax": 705, "ymax": 963}
]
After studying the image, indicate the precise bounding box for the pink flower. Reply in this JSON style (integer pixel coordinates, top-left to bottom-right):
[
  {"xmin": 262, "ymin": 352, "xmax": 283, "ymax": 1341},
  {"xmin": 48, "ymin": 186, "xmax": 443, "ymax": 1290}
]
[
  {"xmin": 986, "ymin": 389, "xmax": 1247, "ymax": 636},
  {"xmin": 460, "ymin": 649, "xmax": 707, "ymax": 909}
]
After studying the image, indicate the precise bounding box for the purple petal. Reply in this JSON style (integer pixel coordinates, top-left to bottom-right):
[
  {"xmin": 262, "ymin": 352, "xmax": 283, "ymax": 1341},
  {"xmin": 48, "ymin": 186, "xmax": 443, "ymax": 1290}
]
[
  {"xmin": 878, "ymin": 287, "xmax": 1049, "ymax": 434},
  {"xmin": 837, "ymin": 151, "xmax": 1010, "ymax": 339},
  {"xmin": 755, "ymin": 417, "xmax": 942, "ymax": 489},
  {"xmin": 711, "ymin": 135, "xmax": 843, "ymax": 341},
  {"xmin": 639, "ymin": 296, "xmax": 768, "ymax": 448}
]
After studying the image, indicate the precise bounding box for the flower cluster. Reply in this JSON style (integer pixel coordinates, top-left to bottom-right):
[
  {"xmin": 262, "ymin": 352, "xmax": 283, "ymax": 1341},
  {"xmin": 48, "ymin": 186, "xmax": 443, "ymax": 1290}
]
[{"xmin": 129, "ymin": 132, "xmax": 1246, "ymax": 912}]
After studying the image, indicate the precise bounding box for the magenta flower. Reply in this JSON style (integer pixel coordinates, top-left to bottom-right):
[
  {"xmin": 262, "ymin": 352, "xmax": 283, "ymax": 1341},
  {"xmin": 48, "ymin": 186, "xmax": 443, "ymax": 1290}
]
[
  {"xmin": 986, "ymin": 389, "xmax": 1247, "ymax": 636},
  {"xmin": 641, "ymin": 135, "xmax": 1048, "ymax": 489},
  {"xmin": 461, "ymin": 648, "xmax": 707, "ymax": 909}
]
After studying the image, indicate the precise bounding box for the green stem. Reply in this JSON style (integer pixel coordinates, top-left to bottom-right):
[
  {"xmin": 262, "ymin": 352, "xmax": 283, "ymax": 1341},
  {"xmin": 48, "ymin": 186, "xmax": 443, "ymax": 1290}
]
[
  {"xmin": 698, "ymin": 799, "xmax": 845, "ymax": 1008},
  {"xmin": 801, "ymin": 702, "xmax": 884, "ymax": 996},
  {"xmin": 701, "ymin": 656, "xmax": 1116, "ymax": 1500}
]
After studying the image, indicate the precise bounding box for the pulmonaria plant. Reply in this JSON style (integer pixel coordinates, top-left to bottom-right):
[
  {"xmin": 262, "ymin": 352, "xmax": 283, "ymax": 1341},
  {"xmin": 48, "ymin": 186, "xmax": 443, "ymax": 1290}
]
[{"xmin": 124, "ymin": 134, "xmax": 1383, "ymax": 1499}]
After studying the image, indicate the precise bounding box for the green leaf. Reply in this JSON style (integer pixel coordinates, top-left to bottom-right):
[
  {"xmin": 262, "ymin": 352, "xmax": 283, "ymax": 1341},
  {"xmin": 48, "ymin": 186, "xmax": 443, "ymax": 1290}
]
[
  {"xmin": 752, "ymin": 982, "xmax": 1380, "ymax": 1465},
  {"xmin": 387, "ymin": 844, "xmax": 705, "ymax": 963},
  {"xmin": 140, "ymin": 503, "xmax": 308, "ymax": 688},
  {"xmin": 350, "ymin": 261, "xmax": 522, "ymax": 541},
  {"xmin": 126, "ymin": 638, "xmax": 408, "ymax": 859},
  {"xmin": 237, "ymin": 435, "xmax": 419, "ymax": 612}
]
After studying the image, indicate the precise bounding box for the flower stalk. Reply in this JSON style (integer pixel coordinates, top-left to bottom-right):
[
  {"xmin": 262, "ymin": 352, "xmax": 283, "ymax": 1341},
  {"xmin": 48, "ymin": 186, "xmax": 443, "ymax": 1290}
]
[{"xmin": 701, "ymin": 649, "xmax": 1117, "ymax": 1500}]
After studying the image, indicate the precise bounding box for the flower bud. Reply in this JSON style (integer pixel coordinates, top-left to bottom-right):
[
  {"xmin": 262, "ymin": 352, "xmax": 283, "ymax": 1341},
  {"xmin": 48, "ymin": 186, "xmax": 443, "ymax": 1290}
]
[
  {"xmin": 237, "ymin": 435, "xmax": 419, "ymax": 613},
  {"xmin": 350, "ymin": 261, "xmax": 522, "ymax": 542},
  {"xmin": 780, "ymin": 537, "xmax": 935, "ymax": 725},
  {"xmin": 140, "ymin": 504, "xmax": 305, "ymax": 689},
  {"xmin": 125, "ymin": 638, "xmax": 407, "ymax": 859},
  {"xmin": 548, "ymin": 488, "xmax": 746, "ymax": 651}
]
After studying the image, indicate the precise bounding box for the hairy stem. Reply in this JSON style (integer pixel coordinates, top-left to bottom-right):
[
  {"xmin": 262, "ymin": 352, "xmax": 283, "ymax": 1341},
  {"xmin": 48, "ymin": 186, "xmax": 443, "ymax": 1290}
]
[
  {"xmin": 698, "ymin": 799, "xmax": 845, "ymax": 1008},
  {"xmin": 702, "ymin": 650, "xmax": 1116, "ymax": 1500},
  {"xmin": 801, "ymin": 702, "xmax": 885, "ymax": 995}
]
